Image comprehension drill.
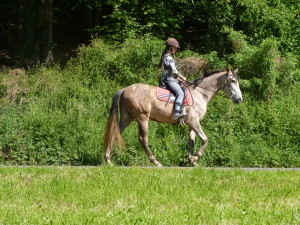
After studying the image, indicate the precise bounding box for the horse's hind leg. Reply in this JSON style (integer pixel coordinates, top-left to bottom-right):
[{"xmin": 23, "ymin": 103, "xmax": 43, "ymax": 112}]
[
  {"xmin": 119, "ymin": 105, "xmax": 134, "ymax": 133},
  {"xmin": 137, "ymin": 118, "xmax": 163, "ymax": 167}
]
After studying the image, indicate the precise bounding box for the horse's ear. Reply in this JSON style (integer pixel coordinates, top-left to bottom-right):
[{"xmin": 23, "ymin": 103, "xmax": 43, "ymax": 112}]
[
  {"xmin": 234, "ymin": 68, "xmax": 239, "ymax": 74},
  {"xmin": 226, "ymin": 66, "xmax": 230, "ymax": 74}
]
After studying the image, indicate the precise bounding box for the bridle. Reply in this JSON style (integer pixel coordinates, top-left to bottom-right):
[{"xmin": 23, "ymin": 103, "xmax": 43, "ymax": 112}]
[{"xmin": 183, "ymin": 74, "xmax": 231, "ymax": 99}]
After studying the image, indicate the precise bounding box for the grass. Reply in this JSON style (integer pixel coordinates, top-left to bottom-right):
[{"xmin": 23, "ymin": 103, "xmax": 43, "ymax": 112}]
[{"xmin": 0, "ymin": 167, "xmax": 299, "ymax": 224}]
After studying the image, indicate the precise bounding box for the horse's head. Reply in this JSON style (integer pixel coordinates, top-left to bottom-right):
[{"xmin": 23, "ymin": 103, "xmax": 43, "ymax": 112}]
[{"xmin": 223, "ymin": 68, "xmax": 243, "ymax": 104}]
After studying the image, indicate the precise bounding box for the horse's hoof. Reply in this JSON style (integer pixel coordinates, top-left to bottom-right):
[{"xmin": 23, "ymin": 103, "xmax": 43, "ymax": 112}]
[
  {"xmin": 156, "ymin": 163, "xmax": 163, "ymax": 168},
  {"xmin": 192, "ymin": 162, "xmax": 199, "ymax": 167},
  {"xmin": 106, "ymin": 160, "xmax": 114, "ymax": 167},
  {"xmin": 189, "ymin": 156, "xmax": 198, "ymax": 164}
]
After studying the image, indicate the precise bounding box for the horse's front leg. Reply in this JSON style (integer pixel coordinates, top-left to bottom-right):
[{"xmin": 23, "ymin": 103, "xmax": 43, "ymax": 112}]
[
  {"xmin": 189, "ymin": 123, "xmax": 208, "ymax": 166},
  {"xmin": 188, "ymin": 129, "xmax": 196, "ymax": 165}
]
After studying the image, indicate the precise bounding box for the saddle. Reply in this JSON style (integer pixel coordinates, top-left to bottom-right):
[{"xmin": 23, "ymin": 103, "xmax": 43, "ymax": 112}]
[{"xmin": 156, "ymin": 85, "xmax": 193, "ymax": 106}]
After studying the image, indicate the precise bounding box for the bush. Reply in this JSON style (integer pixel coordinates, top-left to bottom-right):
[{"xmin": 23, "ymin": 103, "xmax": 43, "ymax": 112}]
[
  {"xmin": 225, "ymin": 27, "xmax": 299, "ymax": 100},
  {"xmin": 72, "ymin": 36, "xmax": 163, "ymax": 87},
  {"xmin": 0, "ymin": 36, "xmax": 299, "ymax": 167}
]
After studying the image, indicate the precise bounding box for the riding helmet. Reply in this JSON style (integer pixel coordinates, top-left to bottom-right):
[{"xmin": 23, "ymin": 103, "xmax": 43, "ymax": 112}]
[{"xmin": 166, "ymin": 38, "xmax": 180, "ymax": 48}]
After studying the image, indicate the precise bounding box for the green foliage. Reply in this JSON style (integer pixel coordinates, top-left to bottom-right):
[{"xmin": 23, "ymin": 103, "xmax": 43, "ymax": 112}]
[
  {"xmin": 0, "ymin": 64, "xmax": 117, "ymax": 165},
  {"xmin": 225, "ymin": 27, "xmax": 299, "ymax": 100},
  {"xmin": 2, "ymin": 0, "xmax": 299, "ymax": 66},
  {"xmin": 73, "ymin": 36, "xmax": 163, "ymax": 86},
  {"xmin": 202, "ymin": 88, "xmax": 300, "ymax": 168},
  {"xmin": 234, "ymin": 0, "xmax": 300, "ymax": 54},
  {"xmin": 96, "ymin": 0, "xmax": 186, "ymax": 41},
  {"xmin": 91, "ymin": 0, "xmax": 299, "ymax": 56},
  {"xmin": 0, "ymin": 36, "xmax": 299, "ymax": 167}
]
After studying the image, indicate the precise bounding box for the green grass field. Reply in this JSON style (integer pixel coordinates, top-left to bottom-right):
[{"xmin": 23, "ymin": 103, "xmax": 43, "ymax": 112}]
[{"xmin": 0, "ymin": 167, "xmax": 299, "ymax": 224}]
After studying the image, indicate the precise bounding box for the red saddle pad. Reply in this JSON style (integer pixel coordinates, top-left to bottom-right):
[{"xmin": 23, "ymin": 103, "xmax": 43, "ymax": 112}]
[{"xmin": 156, "ymin": 87, "xmax": 193, "ymax": 106}]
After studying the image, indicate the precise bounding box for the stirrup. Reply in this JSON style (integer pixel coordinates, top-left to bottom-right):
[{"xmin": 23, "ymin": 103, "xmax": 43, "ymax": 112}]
[{"xmin": 173, "ymin": 112, "xmax": 187, "ymax": 120}]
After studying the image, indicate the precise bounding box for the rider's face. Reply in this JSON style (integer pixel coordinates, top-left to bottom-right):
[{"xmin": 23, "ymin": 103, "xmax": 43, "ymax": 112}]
[{"xmin": 170, "ymin": 46, "xmax": 178, "ymax": 55}]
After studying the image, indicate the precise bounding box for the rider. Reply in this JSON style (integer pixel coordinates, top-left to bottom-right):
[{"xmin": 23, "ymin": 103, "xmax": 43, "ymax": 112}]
[{"xmin": 158, "ymin": 38, "xmax": 187, "ymax": 120}]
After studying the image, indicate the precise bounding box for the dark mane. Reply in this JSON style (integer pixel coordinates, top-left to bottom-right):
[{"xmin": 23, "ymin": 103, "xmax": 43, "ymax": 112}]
[
  {"xmin": 203, "ymin": 70, "xmax": 224, "ymax": 77},
  {"xmin": 189, "ymin": 70, "xmax": 225, "ymax": 86}
]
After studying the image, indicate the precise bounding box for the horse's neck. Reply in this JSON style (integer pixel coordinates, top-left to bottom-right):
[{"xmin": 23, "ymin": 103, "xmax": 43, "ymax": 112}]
[{"xmin": 193, "ymin": 72, "xmax": 225, "ymax": 103}]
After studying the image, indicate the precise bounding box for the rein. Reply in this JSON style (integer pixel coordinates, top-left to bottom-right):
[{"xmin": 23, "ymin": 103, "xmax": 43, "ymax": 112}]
[
  {"xmin": 184, "ymin": 79, "xmax": 229, "ymax": 99},
  {"xmin": 196, "ymin": 85, "xmax": 229, "ymax": 98}
]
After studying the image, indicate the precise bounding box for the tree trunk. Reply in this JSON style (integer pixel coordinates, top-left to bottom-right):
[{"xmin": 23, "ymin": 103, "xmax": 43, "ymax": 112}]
[
  {"xmin": 17, "ymin": 0, "xmax": 53, "ymax": 65},
  {"xmin": 38, "ymin": 0, "xmax": 53, "ymax": 64}
]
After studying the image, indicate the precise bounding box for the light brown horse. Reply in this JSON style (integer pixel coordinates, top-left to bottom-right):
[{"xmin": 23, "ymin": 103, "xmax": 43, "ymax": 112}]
[{"xmin": 104, "ymin": 68, "xmax": 242, "ymax": 167}]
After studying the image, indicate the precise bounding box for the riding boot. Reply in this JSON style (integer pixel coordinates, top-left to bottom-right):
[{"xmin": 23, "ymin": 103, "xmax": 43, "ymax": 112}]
[{"xmin": 173, "ymin": 102, "xmax": 187, "ymax": 120}]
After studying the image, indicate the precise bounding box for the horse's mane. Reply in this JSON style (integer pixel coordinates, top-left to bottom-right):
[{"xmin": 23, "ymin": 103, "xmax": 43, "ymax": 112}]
[
  {"xmin": 189, "ymin": 70, "xmax": 224, "ymax": 86},
  {"xmin": 203, "ymin": 70, "xmax": 224, "ymax": 77}
]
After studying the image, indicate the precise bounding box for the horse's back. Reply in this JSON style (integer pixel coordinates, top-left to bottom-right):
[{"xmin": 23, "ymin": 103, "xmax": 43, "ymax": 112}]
[
  {"xmin": 122, "ymin": 83, "xmax": 156, "ymax": 99},
  {"xmin": 124, "ymin": 83, "xmax": 155, "ymax": 92},
  {"xmin": 121, "ymin": 83, "xmax": 176, "ymax": 123},
  {"xmin": 121, "ymin": 83, "xmax": 157, "ymax": 112}
]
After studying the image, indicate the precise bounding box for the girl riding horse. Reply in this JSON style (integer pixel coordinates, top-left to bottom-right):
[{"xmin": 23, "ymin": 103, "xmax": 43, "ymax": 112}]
[{"xmin": 158, "ymin": 38, "xmax": 187, "ymax": 120}]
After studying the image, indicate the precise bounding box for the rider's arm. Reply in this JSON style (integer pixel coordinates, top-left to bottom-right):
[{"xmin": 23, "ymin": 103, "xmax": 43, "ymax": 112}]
[
  {"xmin": 164, "ymin": 55, "xmax": 187, "ymax": 82},
  {"xmin": 165, "ymin": 55, "xmax": 180, "ymax": 77}
]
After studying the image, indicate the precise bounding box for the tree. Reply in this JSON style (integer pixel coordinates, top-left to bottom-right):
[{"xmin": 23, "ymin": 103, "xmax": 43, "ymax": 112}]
[{"xmin": 0, "ymin": 0, "xmax": 53, "ymax": 65}]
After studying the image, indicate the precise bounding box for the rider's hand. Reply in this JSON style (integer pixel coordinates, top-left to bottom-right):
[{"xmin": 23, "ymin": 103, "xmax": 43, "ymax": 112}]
[{"xmin": 178, "ymin": 74, "xmax": 187, "ymax": 81}]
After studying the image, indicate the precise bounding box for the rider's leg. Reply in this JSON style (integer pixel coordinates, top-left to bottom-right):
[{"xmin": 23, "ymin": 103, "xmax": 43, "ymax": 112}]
[{"xmin": 167, "ymin": 81, "xmax": 186, "ymax": 119}]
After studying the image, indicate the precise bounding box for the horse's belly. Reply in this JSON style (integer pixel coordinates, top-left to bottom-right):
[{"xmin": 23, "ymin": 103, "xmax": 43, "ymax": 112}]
[{"xmin": 150, "ymin": 102, "xmax": 175, "ymax": 123}]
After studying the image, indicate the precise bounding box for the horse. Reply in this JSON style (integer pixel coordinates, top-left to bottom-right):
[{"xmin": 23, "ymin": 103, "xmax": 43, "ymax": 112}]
[{"xmin": 104, "ymin": 67, "xmax": 242, "ymax": 167}]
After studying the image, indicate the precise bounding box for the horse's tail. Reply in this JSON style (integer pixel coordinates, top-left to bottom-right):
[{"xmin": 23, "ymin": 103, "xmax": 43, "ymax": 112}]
[{"xmin": 104, "ymin": 89, "xmax": 125, "ymax": 152}]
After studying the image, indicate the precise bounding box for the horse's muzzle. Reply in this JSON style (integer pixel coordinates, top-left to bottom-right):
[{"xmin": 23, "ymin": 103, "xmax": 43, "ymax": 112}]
[{"xmin": 233, "ymin": 97, "xmax": 242, "ymax": 104}]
